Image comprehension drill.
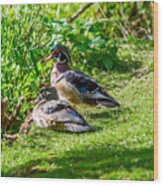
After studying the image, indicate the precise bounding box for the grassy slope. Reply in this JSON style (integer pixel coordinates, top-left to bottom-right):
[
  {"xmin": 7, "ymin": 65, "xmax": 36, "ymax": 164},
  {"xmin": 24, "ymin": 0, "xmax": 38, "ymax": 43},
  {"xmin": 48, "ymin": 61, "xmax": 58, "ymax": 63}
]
[{"xmin": 1, "ymin": 44, "xmax": 154, "ymax": 180}]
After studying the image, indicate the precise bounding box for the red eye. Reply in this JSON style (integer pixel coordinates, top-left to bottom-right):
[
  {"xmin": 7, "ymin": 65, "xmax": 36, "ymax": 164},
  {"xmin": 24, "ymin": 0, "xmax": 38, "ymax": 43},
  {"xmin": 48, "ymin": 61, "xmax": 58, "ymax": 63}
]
[{"xmin": 55, "ymin": 49, "xmax": 60, "ymax": 53}]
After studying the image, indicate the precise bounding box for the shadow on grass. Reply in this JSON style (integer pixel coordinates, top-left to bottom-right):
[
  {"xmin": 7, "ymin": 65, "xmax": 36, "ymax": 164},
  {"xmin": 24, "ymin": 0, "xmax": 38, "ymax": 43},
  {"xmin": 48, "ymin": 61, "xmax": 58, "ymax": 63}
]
[
  {"xmin": 88, "ymin": 106, "xmax": 132, "ymax": 120},
  {"xmin": 112, "ymin": 59, "xmax": 143, "ymax": 73},
  {"xmin": 2, "ymin": 144, "xmax": 154, "ymax": 180},
  {"xmin": 92, "ymin": 46, "xmax": 143, "ymax": 74}
]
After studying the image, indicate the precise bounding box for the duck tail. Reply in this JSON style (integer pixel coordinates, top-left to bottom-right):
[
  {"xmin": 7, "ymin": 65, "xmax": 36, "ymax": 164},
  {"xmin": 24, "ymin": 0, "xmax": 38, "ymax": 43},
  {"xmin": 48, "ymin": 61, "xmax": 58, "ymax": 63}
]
[
  {"xmin": 64, "ymin": 123, "xmax": 94, "ymax": 133},
  {"xmin": 96, "ymin": 99, "xmax": 120, "ymax": 107},
  {"xmin": 83, "ymin": 97, "xmax": 120, "ymax": 107}
]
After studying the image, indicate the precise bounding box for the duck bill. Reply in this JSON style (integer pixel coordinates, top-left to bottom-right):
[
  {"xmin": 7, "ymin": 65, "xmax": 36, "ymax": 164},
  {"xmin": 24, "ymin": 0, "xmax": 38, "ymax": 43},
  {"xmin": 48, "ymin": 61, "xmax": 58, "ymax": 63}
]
[
  {"xmin": 56, "ymin": 109, "xmax": 85, "ymax": 124},
  {"xmin": 46, "ymin": 51, "xmax": 54, "ymax": 61}
]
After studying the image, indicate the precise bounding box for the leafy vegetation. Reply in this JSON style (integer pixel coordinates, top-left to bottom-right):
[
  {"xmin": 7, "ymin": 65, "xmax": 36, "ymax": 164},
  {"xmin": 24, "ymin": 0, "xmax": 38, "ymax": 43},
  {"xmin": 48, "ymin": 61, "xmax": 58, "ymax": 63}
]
[{"xmin": 1, "ymin": 2, "xmax": 154, "ymax": 180}]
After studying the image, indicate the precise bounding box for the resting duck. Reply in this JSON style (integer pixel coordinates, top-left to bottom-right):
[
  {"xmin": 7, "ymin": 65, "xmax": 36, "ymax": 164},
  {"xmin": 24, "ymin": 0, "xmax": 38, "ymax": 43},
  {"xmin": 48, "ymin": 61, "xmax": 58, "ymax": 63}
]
[
  {"xmin": 46, "ymin": 45, "xmax": 120, "ymax": 108},
  {"xmin": 32, "ymin": 86, "xmax": 93, "ymax": 133}
]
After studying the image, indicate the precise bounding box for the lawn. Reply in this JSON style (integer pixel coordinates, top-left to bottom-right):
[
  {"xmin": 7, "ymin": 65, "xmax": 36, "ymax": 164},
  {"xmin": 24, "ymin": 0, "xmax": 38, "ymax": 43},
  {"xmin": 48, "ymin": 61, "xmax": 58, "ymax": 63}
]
[{"xmin": 1, "ymin": 43, "xmax": 154, "ymax": 180}]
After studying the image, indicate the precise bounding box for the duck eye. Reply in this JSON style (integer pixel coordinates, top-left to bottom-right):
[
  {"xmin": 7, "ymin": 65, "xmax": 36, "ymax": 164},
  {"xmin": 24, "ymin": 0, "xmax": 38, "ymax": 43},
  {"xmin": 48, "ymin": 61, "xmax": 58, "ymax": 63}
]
[
  {"xmin": 42, "ymin": 91, "xmax": 50, "ymax": 97},
  {"xmin": 55, "ymin": 49, "xmax": 60, "ymax": 53}
]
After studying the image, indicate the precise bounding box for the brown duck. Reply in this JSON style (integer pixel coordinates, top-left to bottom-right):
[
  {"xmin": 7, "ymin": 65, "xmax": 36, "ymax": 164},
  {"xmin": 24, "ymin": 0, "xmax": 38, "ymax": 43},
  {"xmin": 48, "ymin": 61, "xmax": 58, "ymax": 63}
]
[{"xmin": 32, "ymin": 86, "xmax": 93, "ymax": 133}]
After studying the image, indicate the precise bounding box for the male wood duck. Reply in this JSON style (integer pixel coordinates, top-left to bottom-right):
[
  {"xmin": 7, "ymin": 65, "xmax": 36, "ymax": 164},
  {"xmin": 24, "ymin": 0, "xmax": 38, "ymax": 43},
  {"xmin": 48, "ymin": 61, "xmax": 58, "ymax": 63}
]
[
  {"xmin": 32, "ymin": 86, "xmax": 93, "ymax": 133},
  {"xmin": 46, "ymin": 45, "xmax": 120, "ymax": 108}
]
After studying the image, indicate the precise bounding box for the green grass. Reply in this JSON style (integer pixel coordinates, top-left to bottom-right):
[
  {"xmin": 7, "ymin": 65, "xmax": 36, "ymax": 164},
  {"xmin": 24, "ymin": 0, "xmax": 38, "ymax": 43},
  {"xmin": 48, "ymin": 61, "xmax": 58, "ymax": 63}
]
[{"xmin": 1, "ymin": 44, "xmax": 154, "ymax": 180}]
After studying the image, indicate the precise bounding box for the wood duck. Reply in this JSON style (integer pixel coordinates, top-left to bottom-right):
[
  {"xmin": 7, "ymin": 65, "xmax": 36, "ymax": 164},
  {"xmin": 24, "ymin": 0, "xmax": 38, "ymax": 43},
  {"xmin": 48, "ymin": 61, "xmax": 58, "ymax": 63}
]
[
  {"xmin": 46, "ymin": 45, "xmax": 120, "ymax": 108},
  {"xmin": 32, "ymin": 86, "xmax": 93, "ymax": 133},
  {"xmin": 46, "ymin": 45, "xmax": 71, "ymax": 84}
]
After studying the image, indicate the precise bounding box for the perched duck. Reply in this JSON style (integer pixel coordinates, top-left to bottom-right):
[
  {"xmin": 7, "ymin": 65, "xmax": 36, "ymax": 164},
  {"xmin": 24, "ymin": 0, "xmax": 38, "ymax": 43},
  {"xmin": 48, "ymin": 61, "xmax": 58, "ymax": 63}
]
[
  {"xmin": 46, "ymin": 45, "xmax": 120, "ymax": 108},
  {"xmin": 32, "ymin": 86, "xmax": 93, "ymax": 133}
]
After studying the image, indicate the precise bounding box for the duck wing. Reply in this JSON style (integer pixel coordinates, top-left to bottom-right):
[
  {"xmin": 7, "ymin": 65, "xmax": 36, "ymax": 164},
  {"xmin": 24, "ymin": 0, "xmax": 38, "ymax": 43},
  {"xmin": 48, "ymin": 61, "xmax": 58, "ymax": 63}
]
[
  {"xmin": 32, "ymin": 100, "xmax": 93, "ymax": 133},
  {"xmin": 55, "ymin": 70, "xmax": 120, "ymax": 107}
]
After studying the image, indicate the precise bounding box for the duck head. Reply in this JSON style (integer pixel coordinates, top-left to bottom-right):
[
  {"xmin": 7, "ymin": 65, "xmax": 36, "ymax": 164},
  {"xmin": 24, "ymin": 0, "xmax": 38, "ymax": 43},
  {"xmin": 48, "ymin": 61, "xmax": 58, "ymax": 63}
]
[
  {"xmin": 46, "ymin": 45, "xmax": 71, "ymax": 64},
  {"xmin": 37, "ymin": 86, "xmax": 59, "ymax": 101}
]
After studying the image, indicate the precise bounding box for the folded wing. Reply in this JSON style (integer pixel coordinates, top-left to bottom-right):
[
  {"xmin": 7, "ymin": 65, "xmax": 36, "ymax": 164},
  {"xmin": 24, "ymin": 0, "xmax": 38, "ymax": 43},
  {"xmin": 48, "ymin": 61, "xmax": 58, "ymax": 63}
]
[{"xmin": 55, "ymin": 70, "xmax": 120, "ymax": 107}]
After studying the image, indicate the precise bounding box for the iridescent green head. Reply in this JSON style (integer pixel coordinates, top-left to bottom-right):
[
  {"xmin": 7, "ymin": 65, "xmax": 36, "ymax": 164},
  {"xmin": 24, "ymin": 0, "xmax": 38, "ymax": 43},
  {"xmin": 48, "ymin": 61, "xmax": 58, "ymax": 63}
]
[{"xmin": 46, "ymin": 44, "xmax": 72, "ymax": 64}]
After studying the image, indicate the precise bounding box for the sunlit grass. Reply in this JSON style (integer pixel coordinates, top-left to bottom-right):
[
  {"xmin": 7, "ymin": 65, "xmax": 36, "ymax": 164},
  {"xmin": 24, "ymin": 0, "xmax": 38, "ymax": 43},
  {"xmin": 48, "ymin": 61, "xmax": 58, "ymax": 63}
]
[
  {"xmin": 2, "ymin": 55, "xmax": 154, "ymax": 180},
  {"xmin": 1, "ymin": 2, "xmax": 154, "ymax": 180}
]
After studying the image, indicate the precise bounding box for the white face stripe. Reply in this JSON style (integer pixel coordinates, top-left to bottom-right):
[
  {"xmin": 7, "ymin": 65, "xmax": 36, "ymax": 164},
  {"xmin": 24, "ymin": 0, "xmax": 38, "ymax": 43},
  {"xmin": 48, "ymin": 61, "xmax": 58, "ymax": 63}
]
[
  {"xmin": 55, "ymin": 48, "xmax": 71, "ymax": 64},
  {"xmin": 62, "ymin": 50, "xmax": 71, "ymax": 63}
]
